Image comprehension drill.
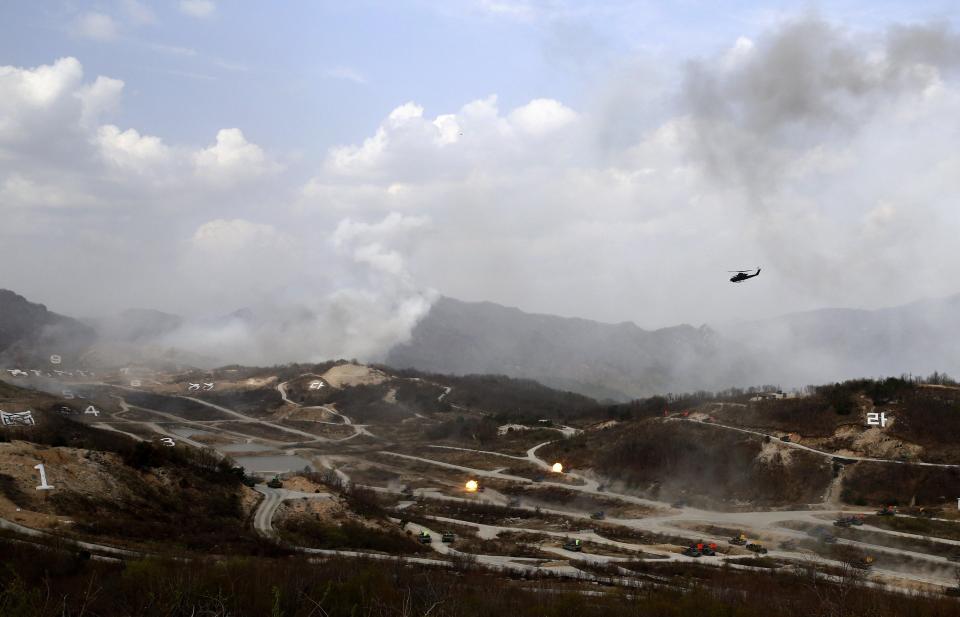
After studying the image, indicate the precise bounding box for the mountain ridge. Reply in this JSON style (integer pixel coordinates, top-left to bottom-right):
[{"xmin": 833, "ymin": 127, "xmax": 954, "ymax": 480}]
[{"xmin": 387, "ymin": 294, "xmax": 960, "ymax": 400}]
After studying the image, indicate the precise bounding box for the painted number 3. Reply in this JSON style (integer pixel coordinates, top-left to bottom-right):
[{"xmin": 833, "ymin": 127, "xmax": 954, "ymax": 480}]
[{"xmin": 34, "ymin": 463, "xmax": 54, "ymax": 490}]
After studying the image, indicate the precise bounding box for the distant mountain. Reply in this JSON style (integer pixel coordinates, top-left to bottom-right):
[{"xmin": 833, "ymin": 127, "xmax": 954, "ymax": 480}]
[
  {"xmin": 725, "ymin": 293, "xmax": 960, "ymax": 387},
  {"xmin": 386, "ymin": 297, "xmax": 761, "ymax": 401},
  {"xmin": 0, "ymin": 289, "xmax": 96, "ymax": 366},
  {"xmin": 387, "ymin": 295, "xmax": 960, "ymax": 400},
  {"xmin": 5, "ymin": 286, "xmax": 958, "ymax": 396},
  {"xmin": 0, "ymin": 289, "xmax": 213, "ymax": 370},
  {"xmin": 86, "ymin": 308, "xmax": 183, "ymax": 343}
]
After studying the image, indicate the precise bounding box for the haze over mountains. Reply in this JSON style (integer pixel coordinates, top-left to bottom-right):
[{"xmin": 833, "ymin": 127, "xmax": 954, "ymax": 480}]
[
  {"xmin": 2, "ymin": 288, "xmax": 959, "ymax": 401},
  {"xmin": 388, "ymin": 295, "xmax": 960, "ymax": 400}
]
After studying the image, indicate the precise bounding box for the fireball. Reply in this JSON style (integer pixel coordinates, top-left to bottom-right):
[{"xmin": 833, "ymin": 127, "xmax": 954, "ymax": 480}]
[
  {"xmin": 465, "ymin": 479, "xmax": 479, "ymax": 492},
  {"xmin": 552, "ymin": 462, "xmax": 564, "ymax": 473}
]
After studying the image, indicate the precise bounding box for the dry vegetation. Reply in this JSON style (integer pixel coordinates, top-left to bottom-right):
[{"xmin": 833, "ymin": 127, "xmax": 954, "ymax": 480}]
[
  {"xmin": 542, "ymin": 420, "xmax": 833, "ymax": 508},
  {"xmin": 3, "ymin": 539, "xmax": 959, "ymax": 616},
  {"xmin": 840, "ymin": 461, "xmax": 960, "ymax": 506}
]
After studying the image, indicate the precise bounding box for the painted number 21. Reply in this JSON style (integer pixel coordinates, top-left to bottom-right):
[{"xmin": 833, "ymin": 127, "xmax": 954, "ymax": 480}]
[{"xmin": 34, "ymin": 463, "xmax": 54, "ymax": 490}]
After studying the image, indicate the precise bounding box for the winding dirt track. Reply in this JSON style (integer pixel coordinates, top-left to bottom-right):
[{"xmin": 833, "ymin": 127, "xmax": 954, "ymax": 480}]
[{"xmin": 4, "ymin": 374, "xmax": 959, "ymax": 593}]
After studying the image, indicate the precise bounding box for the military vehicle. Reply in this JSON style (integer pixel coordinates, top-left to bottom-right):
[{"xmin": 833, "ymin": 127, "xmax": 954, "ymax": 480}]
[
  {"xmin": 563, "ymin": 538, "xmax": 583, "ymax": 552},
  {"xmin": 591, "ymin": 511, "xmax": 605, "ymax": 520},
  {"xmin": 730, "ymin": 533, "xmax": 748, "ymax": 546},
  {"xmin": 442, "ymin": 532, "xmax": 456, "ymax": 543},
  {"xmin": 835, "ymin": 515, "xmax": 864, "ymax": 527},
  {"xmin": 683, "ymin": 545, "xmax": 702, "ymax": 557},
  {"xmin": 746, "ymin": 543, "xmax": 768, "ymax": 554},
  {"xmin": 418, "ymin": 531, "xmax": 432, "ymax": 544}
]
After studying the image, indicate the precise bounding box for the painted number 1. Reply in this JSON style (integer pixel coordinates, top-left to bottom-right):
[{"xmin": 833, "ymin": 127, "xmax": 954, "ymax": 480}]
[{"xmin": 34, "ymin": 463, "xmax": 54, "ymax": 490}]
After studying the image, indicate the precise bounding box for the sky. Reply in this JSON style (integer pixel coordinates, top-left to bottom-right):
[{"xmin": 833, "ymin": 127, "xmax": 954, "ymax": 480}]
[{"xmin": 2, "ymin": 1, "xmax": 960, "ymax": 362}]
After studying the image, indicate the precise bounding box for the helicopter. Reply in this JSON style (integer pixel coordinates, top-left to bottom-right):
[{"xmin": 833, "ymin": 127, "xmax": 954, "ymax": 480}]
[{"xmin": 729, "ymin": 267, "xmax": 761, "ymax": 283}]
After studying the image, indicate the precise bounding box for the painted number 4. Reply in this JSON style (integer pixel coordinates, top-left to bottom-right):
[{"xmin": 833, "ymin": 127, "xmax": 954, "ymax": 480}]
[{"xmin": 34, "ymin": 463, "xmax": 54, "ymax": 490}]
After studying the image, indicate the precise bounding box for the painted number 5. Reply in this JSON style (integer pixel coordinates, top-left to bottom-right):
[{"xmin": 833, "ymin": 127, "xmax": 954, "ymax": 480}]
[{"xmin": 34, "ymin": 463, "xmax": 54, "ymax": 490}]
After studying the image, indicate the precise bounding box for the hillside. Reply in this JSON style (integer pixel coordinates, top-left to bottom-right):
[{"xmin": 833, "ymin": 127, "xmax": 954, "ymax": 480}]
[
  {"xmin": 543, "ymin": 378, "xmax": 960, "ymax": 509},
  {"xmin": 0, "ymin": 290, "xmax": 96, "ymax": 367}
]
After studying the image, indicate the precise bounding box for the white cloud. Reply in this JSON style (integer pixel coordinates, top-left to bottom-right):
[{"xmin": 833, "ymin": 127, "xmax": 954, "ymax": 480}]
[
  {"xmin": 146, "ymin": 43, "xmax": 198, "ymax": 57},
  {"xmin": 325, "ymin": 66, "xmax": 368, "ymax": 85},
  {"xmin": 121, "ymin": 0, "xmax": 156, "ymax": 25},
  {"xmin": 721, "ymin": 36, "xmax": 755, "ymax": 71},
  {"xmin": 0, "ymin": 56, "xmax": 83, "ymax": 109},
  {"xmin": 73, "ymin": 12, "xmax": 119, "ymax": 41},
  {"xmin": 507, "ymin": 98, "xmax": 578, "ymax": 135},
  {"xmin": 95, "ymin": 124, "xmax": 170, "ymax": 171},
  {"xmin": 432, "ymin": 114, "xmax": 461, "ymax": 145},
  {"xmin": 179, "ymin": 0, "xmax": 216, "ymax": 18},
  {"xmin": 190, "ymin": 218, "xmax": 289, "ymax": 255},
  {"xmin": 76, "ymin": 76, "xmax": 124, "ymax": 125},
  {"xmin": 193, "ymin": 128, "xmax": 277, "ymax": 182},
  {"xmin": 0, "ymin": 57, "xmax": 85, "ymax": 145},
  {"xmin": 321, "ymin": 96, "xmax": 579, "ymax": 182}
]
